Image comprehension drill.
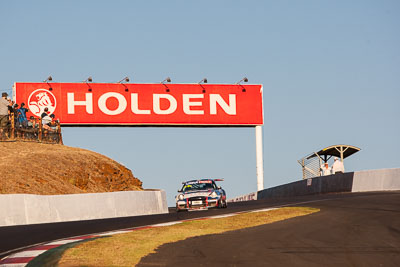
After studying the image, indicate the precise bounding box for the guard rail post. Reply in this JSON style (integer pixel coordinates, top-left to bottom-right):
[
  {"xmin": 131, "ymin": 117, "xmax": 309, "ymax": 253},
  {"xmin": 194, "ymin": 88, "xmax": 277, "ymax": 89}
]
[
  {"xmin": 11, "ymin": 113, "xmax": 15, "ymax": 139},
  {"xmin": 58, "ymin": 122, "xmax": 63, "ymax": 145},
  {"xmin": 38, "ymin": 118, "xmax": 42, "ymax": 142}
]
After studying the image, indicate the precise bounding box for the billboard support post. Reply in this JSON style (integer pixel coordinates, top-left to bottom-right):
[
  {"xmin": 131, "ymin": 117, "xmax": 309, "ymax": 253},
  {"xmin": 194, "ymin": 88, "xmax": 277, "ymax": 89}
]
[{"xmin": 255, "ymin": 125, "xmax": 264, "ymax": 191}]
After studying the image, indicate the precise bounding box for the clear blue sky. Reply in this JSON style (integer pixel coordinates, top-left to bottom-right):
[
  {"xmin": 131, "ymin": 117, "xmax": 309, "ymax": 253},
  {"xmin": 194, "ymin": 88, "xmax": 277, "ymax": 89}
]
[{"xmin": 1, "ymin": 1, "xmax": 399, "ymax": 205}]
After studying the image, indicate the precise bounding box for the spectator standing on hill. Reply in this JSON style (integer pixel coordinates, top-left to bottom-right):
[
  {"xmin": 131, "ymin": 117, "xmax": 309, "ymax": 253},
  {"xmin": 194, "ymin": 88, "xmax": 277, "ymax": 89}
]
[
  {"xmin": 11, "ymin": 103, "xmax": 18, "ymax": 126},
  {"xmin": 16, "ymin": 103, "xmax": 29, "ymax": 128},
  {"xmin": 41, "ymin": 107, "xmax": 49, "ymax": 119},
  {"xmin": 0, "ymin": 93, "xmax": 11, "ymax": 136},
  {"xmin": 7, "ymin": 97, "xmax": 14, "ymax": 120},
  {"xmin": 332, "ymin": 157, "xmax": 345, "ymax": 174}
]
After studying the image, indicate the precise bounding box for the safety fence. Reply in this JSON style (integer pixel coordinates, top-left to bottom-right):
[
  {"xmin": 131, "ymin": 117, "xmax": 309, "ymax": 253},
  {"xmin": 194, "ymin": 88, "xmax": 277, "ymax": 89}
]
[
  {"xmin": 298, "ymin": 155, "xmax": 321, "ymax": 179},
  {"xmin": 0, "ymin": 113, "xmax": 63, "ymax": 144}
]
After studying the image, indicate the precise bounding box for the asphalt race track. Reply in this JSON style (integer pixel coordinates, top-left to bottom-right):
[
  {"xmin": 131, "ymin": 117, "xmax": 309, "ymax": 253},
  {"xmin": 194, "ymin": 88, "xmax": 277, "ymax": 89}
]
[
  {"xmin": 1, "ymin": 191, "xmax": 399, "ymax": 266},
  {"xmin": 138, "ymin": 191, "xmax": 400, "ymax": 267},
  {"xmin": 0, "ymin": 192, "xmax": 336, "ymax": 258}
]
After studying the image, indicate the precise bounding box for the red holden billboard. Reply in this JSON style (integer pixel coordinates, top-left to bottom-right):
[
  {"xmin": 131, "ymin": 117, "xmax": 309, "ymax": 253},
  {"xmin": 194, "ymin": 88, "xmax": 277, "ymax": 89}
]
[{"xmin": 14, "ymin": 82, "xmax": 263, "ymax": 126}]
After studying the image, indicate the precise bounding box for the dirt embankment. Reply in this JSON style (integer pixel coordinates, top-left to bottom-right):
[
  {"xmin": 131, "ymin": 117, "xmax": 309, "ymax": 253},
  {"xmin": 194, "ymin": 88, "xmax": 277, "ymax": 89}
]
[{"xmin": 0, "ymin": 142, "xmax": 143, "ymax": 195}]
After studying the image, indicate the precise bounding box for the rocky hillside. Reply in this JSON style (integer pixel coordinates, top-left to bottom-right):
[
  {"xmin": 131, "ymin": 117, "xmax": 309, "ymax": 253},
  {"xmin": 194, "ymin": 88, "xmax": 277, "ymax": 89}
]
[{"xmin": 0, "ymin": 142, "xmax": 142, "ymax": 195}]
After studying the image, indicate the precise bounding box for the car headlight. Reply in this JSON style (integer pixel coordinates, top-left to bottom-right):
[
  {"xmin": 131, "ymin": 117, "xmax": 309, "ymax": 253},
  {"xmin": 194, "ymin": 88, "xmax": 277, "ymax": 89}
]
[
  {"xmin": 178, "ymin": 194, "xmax": 184, "ymax": 200},
  {"xmin": 210, "ymin": 191, "xmax": 217, "ymax": 198}
]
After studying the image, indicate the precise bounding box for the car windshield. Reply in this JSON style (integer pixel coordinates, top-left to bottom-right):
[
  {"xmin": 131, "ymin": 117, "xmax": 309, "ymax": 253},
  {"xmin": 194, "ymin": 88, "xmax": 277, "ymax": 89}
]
[{"xmin": 182, "ymin": 181, "xmax": 215, "ymax": 192}]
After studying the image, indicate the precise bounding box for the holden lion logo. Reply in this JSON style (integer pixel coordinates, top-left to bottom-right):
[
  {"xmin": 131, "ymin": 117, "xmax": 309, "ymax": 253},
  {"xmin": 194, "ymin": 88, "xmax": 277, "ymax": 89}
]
[{"xmin": 28, "ymin": 89, "xmax": 57, "ymax": 117}]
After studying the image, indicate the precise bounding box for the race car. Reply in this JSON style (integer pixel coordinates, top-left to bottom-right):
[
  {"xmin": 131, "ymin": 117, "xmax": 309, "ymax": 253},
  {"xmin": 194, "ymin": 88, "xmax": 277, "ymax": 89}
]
[{"xmin": 175, "ymin": 179, "xmax": 227, "ymax": 211}]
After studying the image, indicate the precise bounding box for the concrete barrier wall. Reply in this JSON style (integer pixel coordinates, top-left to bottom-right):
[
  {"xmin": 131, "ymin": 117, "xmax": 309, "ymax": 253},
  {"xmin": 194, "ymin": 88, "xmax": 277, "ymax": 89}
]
[
  {"xmin": 0, "ymin": 190, "xmax": 168, "ymax": 227},
  {"xmin": 352, "ymin": 168, "xmax": 400, "ymax": 192},
  {"xmin": 256, "ymin": 168, "xmax": 400, "ymax": 201},
  {"xmin": 257, "ymin": 172, "xmax": 354, "ymax": 200}
]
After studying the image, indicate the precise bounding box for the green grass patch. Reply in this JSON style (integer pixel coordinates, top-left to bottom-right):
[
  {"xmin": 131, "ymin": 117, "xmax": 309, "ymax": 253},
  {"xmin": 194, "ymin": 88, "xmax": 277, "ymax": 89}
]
[{"xmin": 56, "ymin": 207, "xmax": 318, "ymax": 266}]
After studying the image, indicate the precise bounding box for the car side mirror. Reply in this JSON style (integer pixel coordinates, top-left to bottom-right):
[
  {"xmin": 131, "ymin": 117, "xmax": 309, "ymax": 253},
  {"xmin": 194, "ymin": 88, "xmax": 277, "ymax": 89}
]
[{"xmin": 177, "ymin": 190, "xmax": 182, "ymax": 193}]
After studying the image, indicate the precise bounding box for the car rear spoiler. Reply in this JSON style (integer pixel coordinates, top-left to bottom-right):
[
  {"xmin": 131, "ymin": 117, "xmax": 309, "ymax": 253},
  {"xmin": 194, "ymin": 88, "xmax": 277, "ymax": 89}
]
[{"xmin": 182, "ymin": 178, "xmax": 224, "ymax": 184}]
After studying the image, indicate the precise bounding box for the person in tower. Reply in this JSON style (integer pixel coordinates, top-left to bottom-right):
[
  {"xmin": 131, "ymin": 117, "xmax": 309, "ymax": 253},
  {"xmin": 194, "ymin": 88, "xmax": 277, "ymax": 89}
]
[
  {"xmin": 320, "ymin": 162, "xmax": 331, "ymax": 176},
  {"xmin": 332, "ymin": 157, "xmax": 345, "ymax": 174}
]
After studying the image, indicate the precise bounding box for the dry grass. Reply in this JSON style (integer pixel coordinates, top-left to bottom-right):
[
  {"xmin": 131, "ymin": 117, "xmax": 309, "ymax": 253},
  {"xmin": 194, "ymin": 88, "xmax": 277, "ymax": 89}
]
[
  {"xmin": 58, "ymin": 207, "xmax": 319, "ymax": 266},
  {"xmin": 0, "ymin": 141, "xmax": 142, "ymax": 195}
]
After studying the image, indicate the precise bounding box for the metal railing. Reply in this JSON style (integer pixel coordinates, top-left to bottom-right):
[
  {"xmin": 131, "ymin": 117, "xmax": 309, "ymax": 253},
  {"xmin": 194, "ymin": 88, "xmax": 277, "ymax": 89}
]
[{"xmin": 0, "ymin": 113, "xmax": 63, "ymax": 144}]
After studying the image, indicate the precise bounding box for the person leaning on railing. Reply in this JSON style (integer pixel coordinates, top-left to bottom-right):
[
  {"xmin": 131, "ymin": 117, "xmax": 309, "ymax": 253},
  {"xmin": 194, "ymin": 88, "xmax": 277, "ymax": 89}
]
[
  {"xmin": 49, "ymin": 114, "xmax": 59, "ymax": 131},
  {"xmin": 42, "ymin": 113, "xmax": 56, "ymax": 132},
  {"xmin": 27, "ymin": 116, "xmax": 37, "ymax": 129},
  {"xmin": 21, "ymin": 116, "xmax": 38, "ymax": 140}
]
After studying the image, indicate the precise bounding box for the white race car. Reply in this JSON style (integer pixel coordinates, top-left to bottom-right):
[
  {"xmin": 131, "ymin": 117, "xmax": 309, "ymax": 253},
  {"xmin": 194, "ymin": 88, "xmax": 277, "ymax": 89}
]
[{"xmin": 175, "ymin": 179, "xmax": 227, "ymax": 211}]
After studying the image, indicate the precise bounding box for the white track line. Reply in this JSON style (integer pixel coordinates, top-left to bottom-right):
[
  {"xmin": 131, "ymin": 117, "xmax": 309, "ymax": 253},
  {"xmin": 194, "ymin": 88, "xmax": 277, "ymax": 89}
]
[
  {"xmin": 152, "ymin": 221, "xmax": 183, "ymax": 227},
  {"xmin": 249, "ymin": 207, "xmax": 278, "ymax": 213},
  {"xmin": 5, "ymin": 250, "xmax": 45, "ymax": 258},
  {"xmin": 0, "ymin": 264, "xmax": 27, "ymax": 267},
  {"xmin": 207, "ymin": 214, "xmax": 236, "ymax": 219},
  {"xmin": 97, "ymin": 230, "xmax": 133, "ymax": 236},
  {"xmin": 45, "ymin": 240, "xmax": 81, "ymax": 246}
]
